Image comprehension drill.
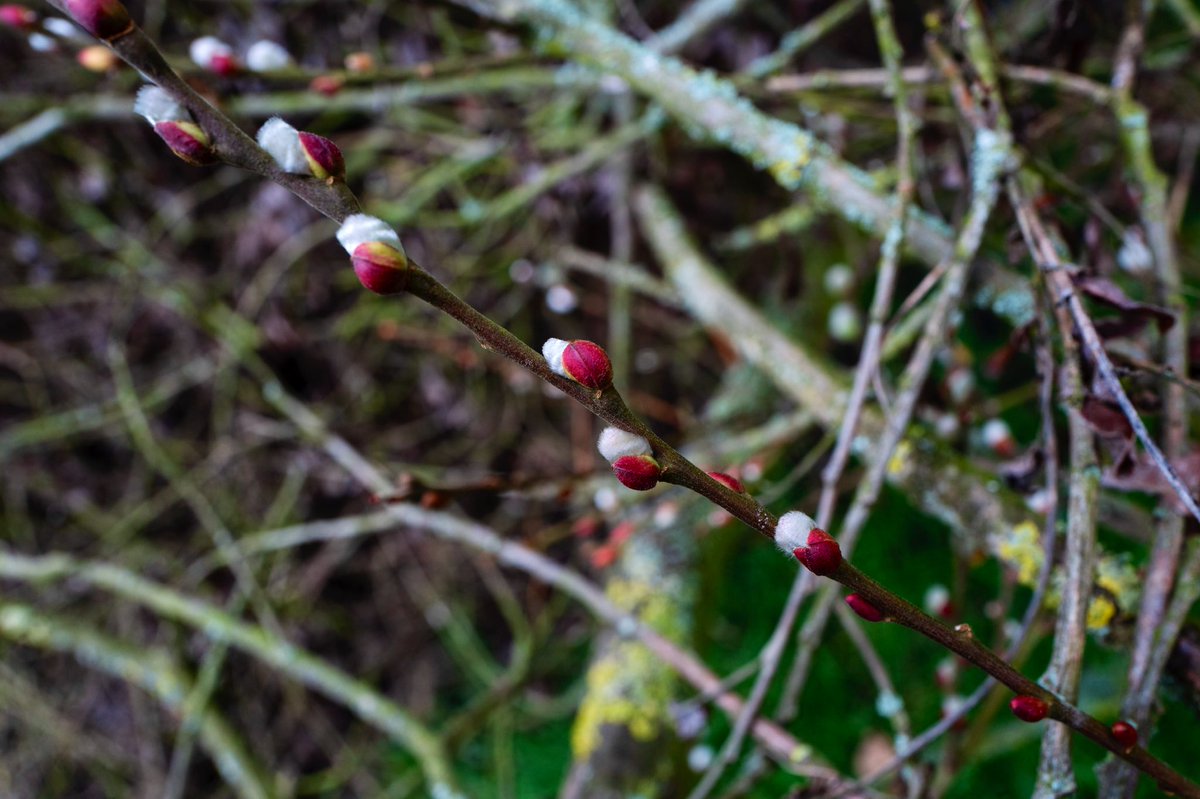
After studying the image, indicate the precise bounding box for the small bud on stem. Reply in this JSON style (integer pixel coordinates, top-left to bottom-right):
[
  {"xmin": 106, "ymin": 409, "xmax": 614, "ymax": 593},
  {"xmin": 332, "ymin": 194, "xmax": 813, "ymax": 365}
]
[
  {"xmin": 297, "ymin": 131, "xmax": 345, "ymax": 181},
  {"xmin": 1009, "ymin": 695, "xmax": 1049, "ymax": 722},
  {"xmin": 133, "ymin": 86, "xmax": 216, "ymax": 166},
  {"xmin": 775, "ymin": 512, "xmax": 843, "ymax": 575},
  {"xmin": 542, "ymin": 338, "xmax": 613, "ymax": 390},
  {"xmin": 707, "ymin": 471, "xmax": 745, "ymax": 493},
  {"xmin": 845, "ymin": 593, "xmax": 885, "ymax": 622},
  {"xmin": 64, "ymin": 0, "xmax": 132, "ymax": 41},
  {"xmin": 153, "ymin": 121, "xmax": 217, "ymax": 166},
  {"xmin": 257, "ymin": 118, "xmax": 345, "ymax": 181},
  {"xmin": 611, "ymin": 454, "xmax": 661, "ymax": 491},
  {"xmin": 336, "ymin": 214, "xmax": 408, "ymax": 295},
  {"xmin": 1111, "ymin": 721, "xmax": 1138, "ymax": 750}
]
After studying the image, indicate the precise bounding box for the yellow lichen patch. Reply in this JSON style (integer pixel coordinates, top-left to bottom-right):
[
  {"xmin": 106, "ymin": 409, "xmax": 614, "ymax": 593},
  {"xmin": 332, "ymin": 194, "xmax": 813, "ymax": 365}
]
[
  {"xmin": 887, "ymin": 440, "xmax": 914, "ymax": 477},
  {"xmin": 569, "ymin": 573, "xmax": 685, "ymax": 761},
  {"xmin": 1095, "ymin": 558, "xmax": 1140, "ymax": 614},
  {"xmin": 1086, "ymin": 595, "xmax": 1117, "ymax": 631},
  {"xmin": 788, "ymin": 743, "xmax": 814, "ymax": 764},
  {"xmin": 767, "ymin": 147, "xmax": 812, "ymax": 189},
  {"xmin": 995, "ymin": 520, "xmax": 1043, "ymax": 586}
]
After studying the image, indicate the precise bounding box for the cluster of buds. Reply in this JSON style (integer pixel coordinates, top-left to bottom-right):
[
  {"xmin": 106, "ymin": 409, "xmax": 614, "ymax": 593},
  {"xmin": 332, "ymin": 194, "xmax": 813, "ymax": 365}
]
[
  {"xmin": 774, "ymin": 511, "xmax": 842, "ymax": 575},
  {"xmin": 1, "ymin": 6, "xmax": 117, "ymax": 60},
  {"xmin": 256, "ymin": 117, "xmax": 345, "ymax": 181},
  {"xmin": 596, "ymin": 426, "xmax": 660, "ymax": 491},
  {"xmin": 542, "ymin": 339, "xmax": 613, "ymax": 391},
  {"xmin": 336, "ymin": 214, "xmax": 408, "ymax": 295},
  {"xmin": 189, "ymin": 36, "xmax": 296, "ymax": 75},
  {"xmin": 134, "ymin": 86, "xmax": 216, "ymax": 166}
]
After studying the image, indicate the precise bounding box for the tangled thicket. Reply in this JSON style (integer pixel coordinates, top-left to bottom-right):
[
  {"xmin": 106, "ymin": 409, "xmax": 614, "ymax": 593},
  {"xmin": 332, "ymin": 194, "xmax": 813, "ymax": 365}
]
[{"xmin": 2, "ymin": 0, "xmax": 1200, "ymax": 797}]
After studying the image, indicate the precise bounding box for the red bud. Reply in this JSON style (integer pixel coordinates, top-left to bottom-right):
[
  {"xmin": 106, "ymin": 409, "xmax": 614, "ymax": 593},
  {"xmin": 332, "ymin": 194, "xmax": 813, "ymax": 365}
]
[
  {"xmin": 298, "ymin": 131, "xmax": 345, "ymax": 180},
  {"xmin": 1111, "ymin": 721, "xmax": 1138, "ymax": 750},
  {"xmin": 310, "ymin": 74, "xmax": 344, "ymax": 96},
  {"xmin": 1010, "ymin": 695, "xmax": 1049, "ymax": 722},
  {"xmin": 793, "ymin": 529, "xmax": 842, "ymax": 576},
  {"xmin": 612, "ymin": 455, "xmax": 660, "ymax": 491},
  {"xmin": 561, "ymin": 340, "xmax": 612, "ymax": 390},
  {"xmin": 351, "ymin": 241, "xmax": 408, "ymax": 295},
  {"xmin": 0, "ymin": 5, "xmax": 36, "ymax": 30},
  {"xmin": 152, "ymin": 121, "xmax": 216, "ymax": 166},
  {"xmin": 707, "ymin": 471, "xmax": 745, "ymax": 493},
  {"xmin": 845, "ymin": 594, "xmax": 885, "ymax": 622},
  {"xmin": 208, "ymin": 52, "xmax": 239, "ymax": 76},
  {"xmin": 64, "ymin": 0, "xmax": 132, "ymax": 40}
]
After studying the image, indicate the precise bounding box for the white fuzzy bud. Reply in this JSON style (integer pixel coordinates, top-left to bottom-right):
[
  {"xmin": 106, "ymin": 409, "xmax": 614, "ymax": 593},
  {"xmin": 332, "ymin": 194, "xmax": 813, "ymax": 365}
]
[
  {"xmin": 982, "ymin": 418, "xmax": 1013, "ymax": 449},
  {"xmin": 924, "ymin": 584, "xmax": 951, "ymax": 616},
  {"xmin": 245, "ymin": 40, "xmax": 292, "ymax": 72},
  {"xmin": 256, "ymin": 117, "xmax": 307, "ymax": 173},
  {"xmin": 134, "ymin": 85, "xmax": 187, "ymax": 125},
  {"xmin": 596, "ymin": 426, "xmax": 651, "ymax": 462},
  {"xmin": 541, "ymin": 338, "xmax": 568, "ymax": 378},
  {"xmin": 773, "ymin": 510, "xmax": 817, "ymax": 555},
  {"xmin": 823, "ymin": 263, "xmax": 854, "ymax": 296},
  {"xmin": 827, "ymin": 301, "xmax": 862, "ymax": 342},
  {"xmin": 335, "ymin": 214, "xmax": 402, "ymax": 255},
  {"xmin": 27, "ymin": 32, "xmax": 57, "ymax": 51},
  {"xmin": 1117, "ymin": 228, "xmax": 1152, "ymax": 274},
  {"xmin": 43, "ymin": 17, "xmax": 85, "ymax": 39},
  {"xmin": 189, "ymin": 35, "xmax": 233, "ymax": 69}
]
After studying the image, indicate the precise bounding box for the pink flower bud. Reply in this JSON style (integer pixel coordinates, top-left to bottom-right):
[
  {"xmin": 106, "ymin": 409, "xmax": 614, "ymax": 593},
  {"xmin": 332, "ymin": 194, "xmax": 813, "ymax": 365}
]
[
  {"xmin": 708, "ymin": 471, "xmax": 745, "ymax": 493},
  {"xmin": 560, "ymin": 340, "xmax": 612, "ymax": 390},
  {"xmin": 310, "ymin": 74, "xmax": 344, "ymax": 96},
  {"xmin": 64, "ymin": 0, "xmax": 131, "ymax": 40},
  {"xmin": 189, "ymin": 36, "xmax": 237, "ymax": 75},
  {"xmin": 336, "ymin": 214, "xmax": 407, "ymax": 294},
  {"xmin": 0, "ymin": 4, "xmax": 37, "ymax": 30},
  {"xmin": 845, "ymin": 593, "xmax": 885, "ymax": 622},
  {"xmin": 209, "ymin": 52, "xmax": 239, "ymax": 76},
  {"xmin": 351, "ymin": 242, "xmax": 408, "ymax": 294},
  {"xmin": 1110, "ymin": 721, "xmax": 1138, "ymax": 750},
  {"xmin": 612, "ymin": 454, "xmax": 661, "ymax": 491},
  {"xmin": 793, "ymin": 529, "xmax": 842, "ymax": 576},
  {"xmin": 982, "ymin": 418, "xmax": 1016, "ymax": 458},
  {"xmin": 775, "ymin": 511, "xmax": 842, "ymax": 575},
  {"xmin": 297, "ymin": 131, "xmax": 345, "ymax": 181},
  {"xmin": 152, "ymin": 121, "xmax": 216, "ymax": 166},
  {"xmin": 1009, "ymin": 695, "xmax": 1049, "ymax": 722}
]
